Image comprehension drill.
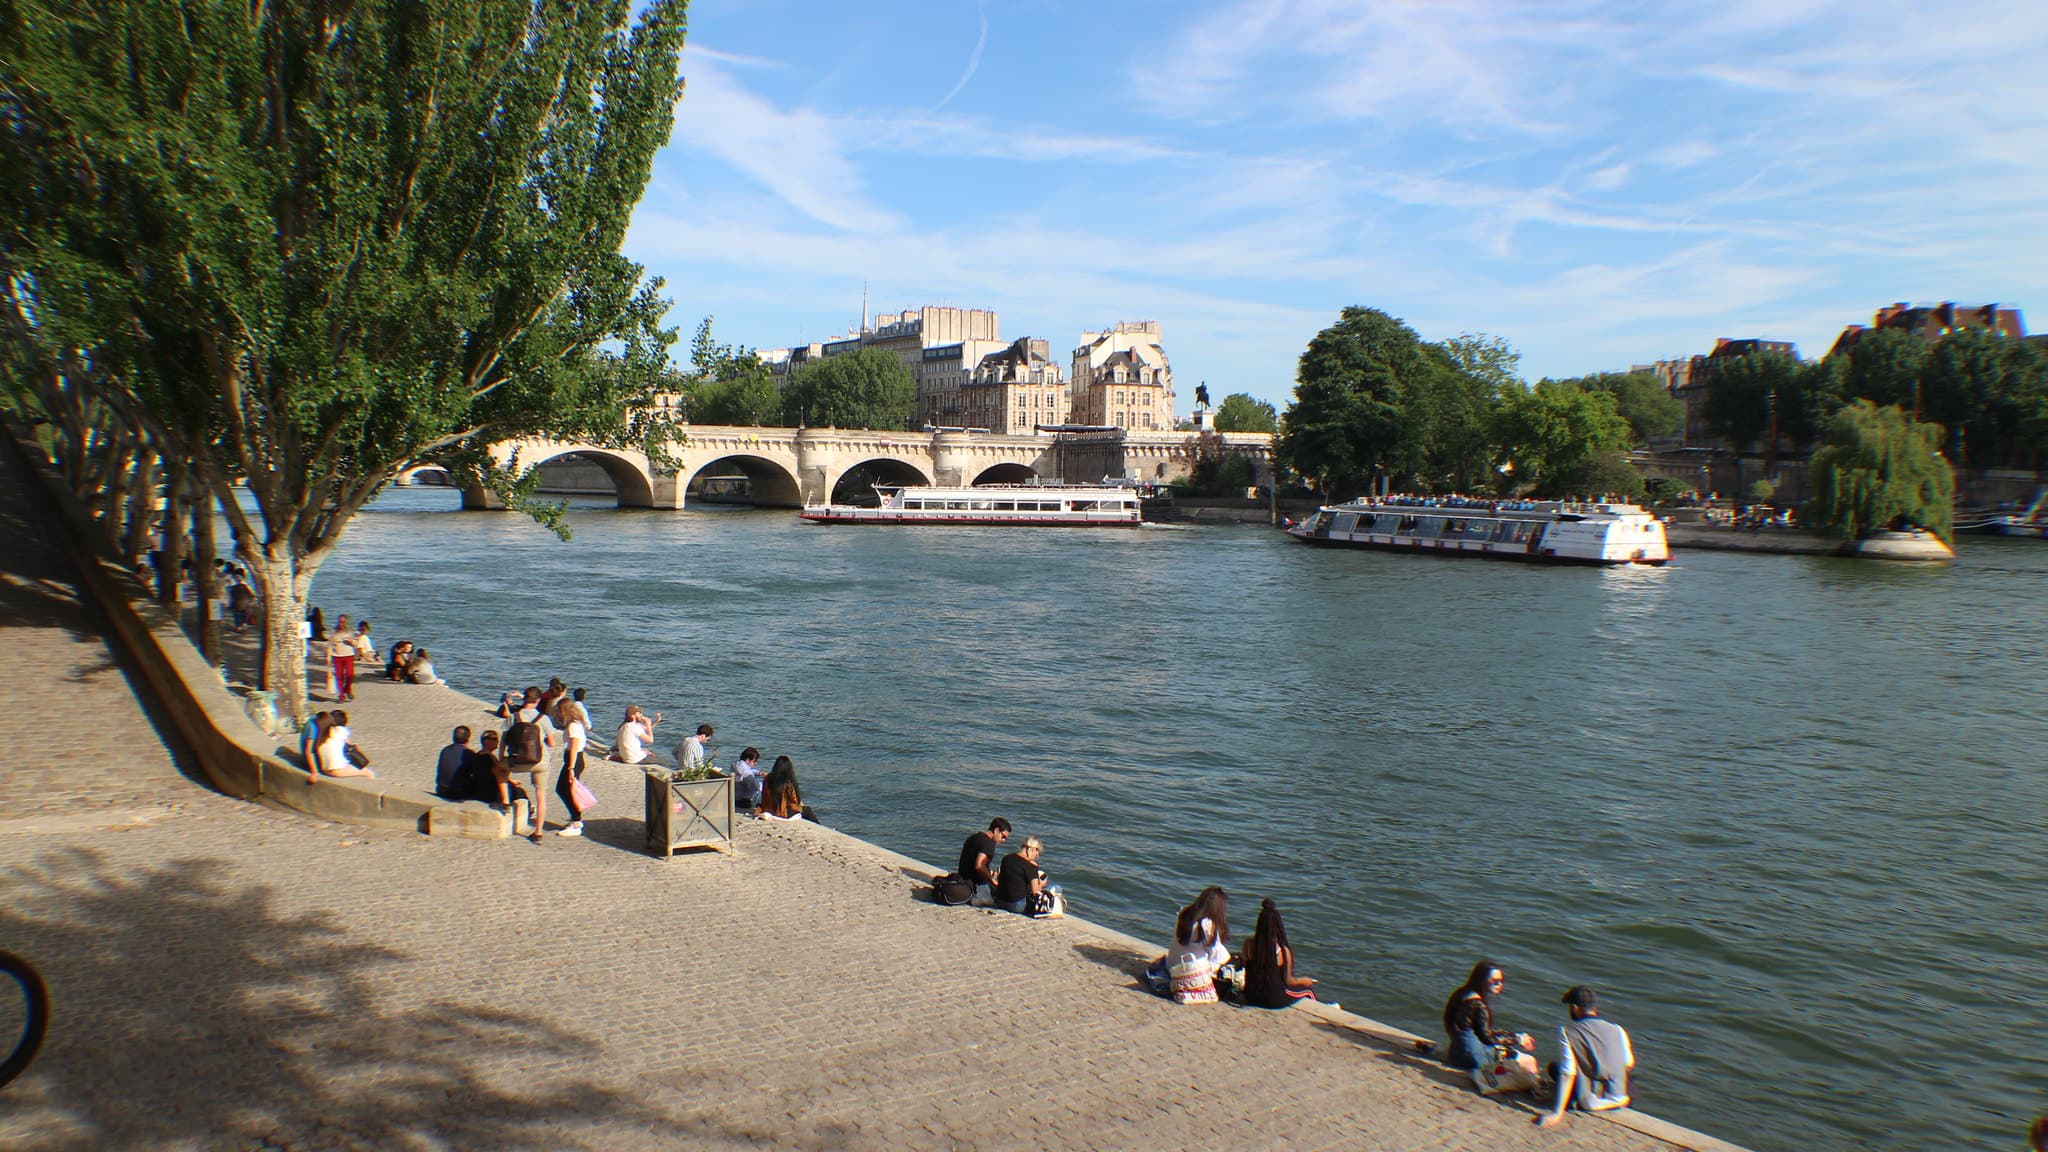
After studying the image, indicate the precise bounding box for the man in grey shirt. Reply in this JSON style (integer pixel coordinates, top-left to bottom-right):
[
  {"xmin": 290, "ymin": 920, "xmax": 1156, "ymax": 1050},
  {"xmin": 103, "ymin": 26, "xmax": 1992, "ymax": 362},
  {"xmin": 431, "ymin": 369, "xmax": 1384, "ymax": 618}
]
[{"xmin": 1537, "ymin": 985, "xmax": 1634, "ymax": 1128}]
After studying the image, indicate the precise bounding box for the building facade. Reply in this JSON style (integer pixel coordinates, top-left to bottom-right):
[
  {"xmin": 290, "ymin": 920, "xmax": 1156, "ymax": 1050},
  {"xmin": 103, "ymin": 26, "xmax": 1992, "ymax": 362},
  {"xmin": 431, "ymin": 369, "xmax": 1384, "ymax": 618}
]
[
  {"xmin": 764, "ymin": 306, "xmax": 1004, "ymax": 428},
  {"xmin": 960, "ymin": 338, "xmax": 1069, "ymax": 433},
  {"xmin": 1829, "ymin": 301, "xmax": 2026, "ymax": 357},
  {"xmin": 1070, "ymin": 321, "xmax": 1175, "ymax": 431}
]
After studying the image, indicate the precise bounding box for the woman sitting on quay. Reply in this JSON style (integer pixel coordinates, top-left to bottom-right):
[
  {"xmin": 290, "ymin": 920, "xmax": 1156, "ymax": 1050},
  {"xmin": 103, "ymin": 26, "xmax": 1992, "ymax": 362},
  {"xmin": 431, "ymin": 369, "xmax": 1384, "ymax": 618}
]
[
  {"xmin": 758, "ymin": 755, "xmax": 806, "ymax": 820},
  {"xmin": 1239, "ymin": 899, "xmax": 1317, "ymax": 1009},
  {"xmin": 1157, "ymin": 887, "xmax": 1231, "ymax": 1004},
  {"xmin": 1442, "ymin": 959, "xmax": 1535, "ymax": 1072},
  {"xmin": 384, "ymin": 640, "xmax": 415, "ymax": 680},
  {"xmin": 315, "ymin": 709, "xmax": 376, "ymax": 780},
  {"xmin": 403, "ymin": 648, "xmax": 440, "ymax": 685},
  {"xmin": 995, "ymin": 836, "xmax": 1062, "ymax": 917}
]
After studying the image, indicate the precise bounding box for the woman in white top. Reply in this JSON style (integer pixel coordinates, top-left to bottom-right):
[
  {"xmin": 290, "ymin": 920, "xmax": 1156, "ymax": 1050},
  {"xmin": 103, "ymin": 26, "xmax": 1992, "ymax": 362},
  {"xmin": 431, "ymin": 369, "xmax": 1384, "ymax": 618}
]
[
  {"xmin": 315, "ymin": 709, "xmax": 376, "ymax": 779},
  {"xmin": 553, "ymin": 695, "xmax": 591, "ymax": 837},
  {"xmin": 326, "ymin": 616, "xmax": 358, "ymax": 702},
  {"xmin": 404, "ymin": 649, "xmax": 440, "ymax": 685},
  {"xmin": 1163, "ymin": 887, "xmax": 1231, "ymax": 1004},
  {"xmin": 352, "ymin": 621, "xmax": 378, "ymax": 663}
]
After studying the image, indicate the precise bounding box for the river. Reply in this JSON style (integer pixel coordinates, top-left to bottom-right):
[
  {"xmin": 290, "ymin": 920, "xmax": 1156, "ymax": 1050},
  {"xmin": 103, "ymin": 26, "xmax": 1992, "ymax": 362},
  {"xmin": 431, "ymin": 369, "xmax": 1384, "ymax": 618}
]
[{"xmin": 311, "ymin": 487, "xmax": 2048, "ymax": 1151}]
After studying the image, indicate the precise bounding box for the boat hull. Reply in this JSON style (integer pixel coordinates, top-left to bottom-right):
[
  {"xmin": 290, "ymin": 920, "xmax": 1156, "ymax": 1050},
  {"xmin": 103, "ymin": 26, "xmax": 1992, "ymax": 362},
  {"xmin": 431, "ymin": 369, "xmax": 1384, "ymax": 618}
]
[
  {"xmin": 800, "ymin": 511, "xmax": 1140, "ymax": 527},
  {"xmin": 1287, "ymin": 528, "xmax": 1666, "ymax": 565}
]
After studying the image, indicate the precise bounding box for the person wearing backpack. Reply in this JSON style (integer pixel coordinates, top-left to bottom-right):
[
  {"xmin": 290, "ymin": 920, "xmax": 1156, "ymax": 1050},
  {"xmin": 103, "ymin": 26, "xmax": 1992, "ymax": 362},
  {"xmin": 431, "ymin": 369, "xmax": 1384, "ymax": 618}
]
[{"xmin": 502, "ymin": 687, "xmax": 559, "ymax": 842}]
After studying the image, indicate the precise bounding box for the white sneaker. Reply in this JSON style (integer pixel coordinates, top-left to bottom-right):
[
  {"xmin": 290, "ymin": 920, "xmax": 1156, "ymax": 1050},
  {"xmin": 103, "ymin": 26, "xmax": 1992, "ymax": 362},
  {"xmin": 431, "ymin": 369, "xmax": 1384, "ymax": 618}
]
[{"xmin": 558, "ymin": 823, "xmax": 583, "ymax": 837}]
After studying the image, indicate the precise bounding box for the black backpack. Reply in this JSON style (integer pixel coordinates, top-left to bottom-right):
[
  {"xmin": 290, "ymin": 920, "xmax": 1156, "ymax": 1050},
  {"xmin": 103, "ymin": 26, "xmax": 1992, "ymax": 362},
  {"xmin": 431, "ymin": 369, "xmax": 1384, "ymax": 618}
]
[
  {"xmin": 506, "ymin": 713, "xmax": 545, "ymax": 765},
  {"xmin": 932, "ymin": 874, "xmax": 974, "ymax": 906}
]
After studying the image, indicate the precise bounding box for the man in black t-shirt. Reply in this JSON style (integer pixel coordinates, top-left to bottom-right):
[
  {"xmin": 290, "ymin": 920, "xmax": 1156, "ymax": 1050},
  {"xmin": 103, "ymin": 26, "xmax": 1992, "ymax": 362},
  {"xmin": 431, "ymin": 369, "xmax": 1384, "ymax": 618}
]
[{"xmin": 958, "ymin": 817, "xmax": 1012, "ymax": 903}]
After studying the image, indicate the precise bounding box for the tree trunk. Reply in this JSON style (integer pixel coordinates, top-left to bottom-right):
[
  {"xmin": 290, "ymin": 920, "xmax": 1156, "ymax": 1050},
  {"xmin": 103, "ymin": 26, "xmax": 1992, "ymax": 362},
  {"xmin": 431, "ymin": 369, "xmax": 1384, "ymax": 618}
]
[
  {"xmin": 155, "ymin": 461, "xmax": 188, "ymax": 608},
  {"xmin": 120, "ymin": 450, "xmax": 160, "ymax": 571},
  {"xmin": 190, "ymin": 477, "xmax": 222, "ymax": 666},
  {"xmin": 252, "ymin": 550, "xmax": 311, "ymax": 724}
]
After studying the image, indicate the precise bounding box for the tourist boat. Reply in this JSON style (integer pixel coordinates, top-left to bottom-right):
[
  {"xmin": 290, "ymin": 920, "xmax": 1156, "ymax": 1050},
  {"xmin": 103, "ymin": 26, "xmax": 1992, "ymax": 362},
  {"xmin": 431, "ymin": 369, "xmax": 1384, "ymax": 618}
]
[
  {"xmin": 1286, "ymin": 496, "xmax": 1670, "ymax": 565},
  {"xmin": 800, "ymin": 484, "xmax": 1143, "ymax": 526},
  {"xmin": 1954, "ymin": 514, "xmax": 2048, "ymax": 539}
]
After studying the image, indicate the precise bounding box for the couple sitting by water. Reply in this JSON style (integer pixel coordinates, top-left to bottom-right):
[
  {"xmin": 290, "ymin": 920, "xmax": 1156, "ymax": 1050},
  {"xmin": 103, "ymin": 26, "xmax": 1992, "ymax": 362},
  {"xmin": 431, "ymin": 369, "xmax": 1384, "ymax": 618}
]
[
  {"xmin": 1145, "ymin": 888, "xmax": 1318, "ymax": 1009},
  {"xmin": 949, "ymin": 818, "xmax": 1063, "ymax": 916},
  {"xmin": 382, "ymin": 640, "xmax": 439, "ymax": 684},
  {"xmin": 1440, "ymin": 959, "xmax": 1635, "ymax": 1126}
]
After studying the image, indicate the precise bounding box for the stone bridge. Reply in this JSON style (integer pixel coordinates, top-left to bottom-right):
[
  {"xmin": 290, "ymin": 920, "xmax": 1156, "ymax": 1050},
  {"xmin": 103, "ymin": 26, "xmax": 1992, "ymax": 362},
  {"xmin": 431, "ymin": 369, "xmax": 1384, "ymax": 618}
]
[{"xmin": 432, "ymin": 426, "xmax": 1275, "ymax": 509}]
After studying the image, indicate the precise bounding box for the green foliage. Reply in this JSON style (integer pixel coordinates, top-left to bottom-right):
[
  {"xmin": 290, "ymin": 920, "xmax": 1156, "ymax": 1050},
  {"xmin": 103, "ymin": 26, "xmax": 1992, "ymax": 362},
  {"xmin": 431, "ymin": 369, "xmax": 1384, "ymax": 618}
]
[
  {"xmin": 782, "ymin": 349, "xmax": 915, "ymax": 430},
  {"xmin": 1702, "ymin": 351, "xmax": 1799, "ymax": 450},
  {"xmin": 1841, "ymin": 328, "xmax": 1930, "ymax": 411},
  {"xmin": 1212, "ymin": 393, "xmax": 1277, "ymax": 433},
  {"xmin": 1746, "ymin": 477, "xmax": 1778, "ymax": 505},
  {"xmin": 684, "ymin": 317, "xmax": 780, "ymax": 425},
  {"xmin": 1643, "ymin": 476, "xmax": 1696, "ymax": 503},
  {"xmin": 0, "ymin": 0, "xmax": 692, "ymax": 712},
  {"xmin": 1492, "ymin": 380, "xmax": 1634, "ymax": 497},
  {"xmin": 1808, "ymin": 401, "xmax": 1954, "ymax": 543},
  {"xmin": 1561, "ymin": 372, "xmax": 1683, "ymax": 446},
  {"xmin": 1410, "ymin": 340, "xmax": 1510, "ymax": 492},
  {"xmin": 1278, "ymin": 307, "xmax": 1429, "ymax": 497},
  {"xmin": 1173, "ymin": 453, "xmax": 1257, "ymax": 497}
]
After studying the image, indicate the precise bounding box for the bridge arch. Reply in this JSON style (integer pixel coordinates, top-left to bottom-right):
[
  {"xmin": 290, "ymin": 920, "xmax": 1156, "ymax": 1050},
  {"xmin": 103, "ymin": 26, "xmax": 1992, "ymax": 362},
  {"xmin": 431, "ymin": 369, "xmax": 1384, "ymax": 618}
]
[
  {"xmin": 972, "ymin": 462, "xmax": 1037, "ymax": 486},
  {"xmin": 828, "ymin": 457, "xmax": 933, "ymax": 504},
  {"xmin": 685, "ymin": 454, "xmax": 803, "ymax": 508},
  {"xmin": 397, "ymin": 465, "xmax": 452, "ymax": 487},
  {"xmin": 533, "ymin": 449, "xmax": 657, "ymax": 508}
]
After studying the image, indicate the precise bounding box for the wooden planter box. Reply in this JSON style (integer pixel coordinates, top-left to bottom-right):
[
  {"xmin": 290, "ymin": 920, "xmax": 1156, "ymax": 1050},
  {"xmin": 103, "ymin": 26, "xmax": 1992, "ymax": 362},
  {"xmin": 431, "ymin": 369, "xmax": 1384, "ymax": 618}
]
[{"xmin": 643, "ymin": 769, "xmax": 736, "ymax": 857}]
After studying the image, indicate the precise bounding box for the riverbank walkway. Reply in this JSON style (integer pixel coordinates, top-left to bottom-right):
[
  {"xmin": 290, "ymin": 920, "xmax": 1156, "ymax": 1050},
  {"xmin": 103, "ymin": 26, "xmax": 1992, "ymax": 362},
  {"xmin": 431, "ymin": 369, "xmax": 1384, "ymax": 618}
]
[{"xmin": 0, "ymin": 456, "xmax": 1734, "ymax": 1151}]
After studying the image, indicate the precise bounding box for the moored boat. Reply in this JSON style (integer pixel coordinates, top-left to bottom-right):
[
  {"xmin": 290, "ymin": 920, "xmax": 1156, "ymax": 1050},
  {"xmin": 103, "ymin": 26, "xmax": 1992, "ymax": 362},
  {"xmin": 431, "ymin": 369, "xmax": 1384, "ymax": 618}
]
[
  {"xmin": 1286, "ymin": 496, "xmax": 1669, "ymax": 565},
  {"xmin": 800, "ymin": 483, "xmax": 1143, "ymax": 526}
]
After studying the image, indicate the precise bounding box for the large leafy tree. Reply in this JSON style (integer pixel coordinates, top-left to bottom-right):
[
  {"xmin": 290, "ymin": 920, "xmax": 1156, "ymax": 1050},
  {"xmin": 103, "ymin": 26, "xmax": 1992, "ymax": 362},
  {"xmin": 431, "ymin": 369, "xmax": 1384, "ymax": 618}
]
[
  {"xmin": 1279, "ymin": 307, "xmax": 1430, "ymax": 498},
  {"xmin": 1212, "ymin": 392, "xmax": 1277, "ymax": 434},
  {"xmin": 1561, "ymin": 371, "xmax": 1682, "ymax": 446},
  {"xmin": 1808, "ymin": 400, "xmax": 1954, "ymax": 543},
  {"xmin": 684, "ymin": 317, "xmax": 781, "ymax": 426},
  {"xmin": 1492, "ymin": 380, "xmax": 1635, "ymax": 497},
  {"xmin": 1841, "ymin": 328, "xmax": 1931, "ymax": 412},
  {"xmin": 1702, "ymin": 350, "xmax": 1799, "ymax": 450},
  {"xmin": 782, "ymin": 348, "xmax": 915, "ymax": 429},
  {"xmin": 1412, "ymin": 334, "xmax": 1515, "ymax": 492},
  {"xmin": 0, "ymin": 0, "xmax": 691, "ymax": 717}
]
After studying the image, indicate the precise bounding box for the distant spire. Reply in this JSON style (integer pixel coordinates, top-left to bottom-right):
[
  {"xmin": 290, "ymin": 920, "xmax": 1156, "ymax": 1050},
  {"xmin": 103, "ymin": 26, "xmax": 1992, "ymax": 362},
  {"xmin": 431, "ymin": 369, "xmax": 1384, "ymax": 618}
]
[{"xmin": 861, "ymin": 281, "xmax": 870, "ymax": 333}]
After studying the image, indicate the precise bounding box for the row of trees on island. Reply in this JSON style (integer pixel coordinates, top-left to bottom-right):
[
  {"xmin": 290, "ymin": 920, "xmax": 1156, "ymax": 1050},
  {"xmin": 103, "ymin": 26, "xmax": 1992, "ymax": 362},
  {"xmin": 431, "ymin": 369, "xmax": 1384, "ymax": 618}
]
[
  {"xmin": 1276, "ymin": 307, "xmax": 1961, "ymax": 542},
  {"xmin": 0, "ymin": 0, "xmax": 694, "ymax": 718}
]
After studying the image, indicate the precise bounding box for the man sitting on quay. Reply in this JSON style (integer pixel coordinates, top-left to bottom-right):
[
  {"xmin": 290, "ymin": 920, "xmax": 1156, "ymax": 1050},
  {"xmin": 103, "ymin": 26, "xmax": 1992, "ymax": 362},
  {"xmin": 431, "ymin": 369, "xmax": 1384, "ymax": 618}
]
[
  {"xmin": 675, "ymin": 723, "xmax": 712, "ymax": 774},
  {"xmin": 730, "ymin": 747, "xmax": 764, "ymax": 810},
  {"xmin": 958, "ymin": 818, "xmax": 1011, "ymax": 907},
  {"xmin": 1535, "ymin": 985, "xmax": 1635, "ymax": 1128},
  {"xmin": 434, "ymin": 726, "xmax": 476, "ymax": 801}
]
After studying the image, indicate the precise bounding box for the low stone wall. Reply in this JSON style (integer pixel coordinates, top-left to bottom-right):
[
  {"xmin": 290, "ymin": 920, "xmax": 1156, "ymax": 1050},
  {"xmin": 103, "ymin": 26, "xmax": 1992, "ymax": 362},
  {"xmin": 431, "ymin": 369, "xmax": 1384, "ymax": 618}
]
[{"xmin": 2, "ymin": 421, "xmax": 506, "ymax": 840}]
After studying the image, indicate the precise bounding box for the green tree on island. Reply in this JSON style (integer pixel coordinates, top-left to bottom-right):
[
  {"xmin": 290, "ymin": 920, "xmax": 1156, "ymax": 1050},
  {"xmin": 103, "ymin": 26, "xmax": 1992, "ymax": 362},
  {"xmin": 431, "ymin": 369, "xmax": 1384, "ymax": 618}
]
[
  {"xmin": 1491, "ymin": 381, "xmax": 1639, "ymax": 498},
  {"xmin": 1702, "ymin": 351, "xmax": 1799, "ymax": 451},
  {"xmin": 1212, "ymin": 393, "xmax": 1278, "ymax": 433},
  {"xmin": 1278, "ymin": 307, "xmax": 1432, "ymax": 497},
  {"xmin": 1807, "ymin": 401, "xmax": 1954, "ymax": 543},
  {"xmin": 0, "ymin": 0, "xmax": 691, "ymax": 717},
  {"xmin": 1559, "ymin": 371, "xmax": 1683, "ymax": 446},
  {"xmin": 1419, "ymin": 334, "xmax": 1518, "ymax": 491},
  {"xmin": 782, "ymin": 349, "xmax": 916, "ymax": 429},
  {"xmin": 685, "ymin": 318, "xmax": 782, "ymax": 426}
]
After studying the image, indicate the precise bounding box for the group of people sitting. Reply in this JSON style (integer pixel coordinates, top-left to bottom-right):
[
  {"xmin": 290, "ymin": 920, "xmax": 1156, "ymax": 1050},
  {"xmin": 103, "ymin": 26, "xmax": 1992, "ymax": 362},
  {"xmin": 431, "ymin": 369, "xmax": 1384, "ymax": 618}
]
[
  {"xmin": 937, "ymin": 828, "xmax": 1634, "ymax": 1128},
  {"xmin": 297, "ymin": 709, "xmax": 375, "ymax": 780},
  {"xmin": 599, "ymin": 705, "xmax": 811, "ymax": 822},
  {"xmin": 1439, "ymin": 959, "xmax": 1635, "ymax": 1127},
  {"xmin": 309, "ymin": 609, "xmax": 441, "ymax": 703}
]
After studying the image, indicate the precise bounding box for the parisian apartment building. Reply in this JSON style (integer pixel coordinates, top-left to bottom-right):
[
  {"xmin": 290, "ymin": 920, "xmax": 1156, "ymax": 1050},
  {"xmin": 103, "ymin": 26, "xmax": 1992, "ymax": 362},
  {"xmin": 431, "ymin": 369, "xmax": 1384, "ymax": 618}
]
[{"xmin": 764, "ymin": 307, "xmax": 1175, "ymax": 433}]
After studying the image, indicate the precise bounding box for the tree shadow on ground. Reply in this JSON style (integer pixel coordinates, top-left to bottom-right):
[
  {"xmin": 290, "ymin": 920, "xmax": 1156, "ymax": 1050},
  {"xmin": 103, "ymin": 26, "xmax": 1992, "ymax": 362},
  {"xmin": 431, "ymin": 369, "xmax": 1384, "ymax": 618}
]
[{"xmin": 0, "ymin": 847, "xmax": 694, "ymax": 1151}]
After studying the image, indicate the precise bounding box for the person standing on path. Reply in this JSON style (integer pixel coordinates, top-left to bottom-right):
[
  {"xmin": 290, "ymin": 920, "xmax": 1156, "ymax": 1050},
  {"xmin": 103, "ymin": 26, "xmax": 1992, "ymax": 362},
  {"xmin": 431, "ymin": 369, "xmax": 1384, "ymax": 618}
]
[
  {"xmin": 326, "ymin": 615, "xmax": 358, "ymax": 701},
  {"xmin": 1535, "ymin": 986, "xmax": 1634, "ymax": 1128},
  {"xmin": 503, "ymin": 688, "xmax": 559, "ymax": 842},
  {"xmin": 554, "ymin": 702, "xmax": 590, "ymax": 837}
]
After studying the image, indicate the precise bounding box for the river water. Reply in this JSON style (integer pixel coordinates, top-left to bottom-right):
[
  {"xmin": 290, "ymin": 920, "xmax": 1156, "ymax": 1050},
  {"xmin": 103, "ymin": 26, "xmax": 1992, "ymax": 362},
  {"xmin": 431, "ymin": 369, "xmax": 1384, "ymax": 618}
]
[{"xmin": 312, "ymin": 488, "xmax": 2047, "ymax": 1151}]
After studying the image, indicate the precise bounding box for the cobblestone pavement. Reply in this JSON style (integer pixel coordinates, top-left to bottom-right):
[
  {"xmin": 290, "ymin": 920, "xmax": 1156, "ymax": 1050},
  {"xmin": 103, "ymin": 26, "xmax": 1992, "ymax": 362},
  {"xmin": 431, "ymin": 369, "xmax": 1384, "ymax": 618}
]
[{"xmin": 0, "ymin": 459, "xmax": 1694, "ymax": 1152}]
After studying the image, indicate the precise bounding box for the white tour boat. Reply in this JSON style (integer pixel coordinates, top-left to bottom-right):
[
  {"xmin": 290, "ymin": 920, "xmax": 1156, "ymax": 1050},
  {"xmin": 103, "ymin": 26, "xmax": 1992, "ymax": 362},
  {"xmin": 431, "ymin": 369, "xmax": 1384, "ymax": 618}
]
[
  {"xmin": 1287, "ymin": 496, "xmax": 1670, "ymax": 565},
  {"xmin": 800, "ymin": 484, "xmax": 1143, "ymax": 527}
]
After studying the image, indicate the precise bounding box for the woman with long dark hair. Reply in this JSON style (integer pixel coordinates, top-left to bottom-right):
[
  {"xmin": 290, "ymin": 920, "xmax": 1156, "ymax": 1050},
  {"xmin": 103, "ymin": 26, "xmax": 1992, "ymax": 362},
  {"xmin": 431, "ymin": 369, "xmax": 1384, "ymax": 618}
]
[
  {"xmin": 1240, "ymin": 899, "xmax": 1317, "ymax": 1009},
  {"xmin": 1441, "ymin": 959, "xmax": 1532, "ymax": 1070},
  {"xmin": 1163, "ymin": 887, "xmax": 1231, "ymax": 1004},
  {"xmin": 759, "ymin": 755, "xmax": 804, "ymax": 820}
]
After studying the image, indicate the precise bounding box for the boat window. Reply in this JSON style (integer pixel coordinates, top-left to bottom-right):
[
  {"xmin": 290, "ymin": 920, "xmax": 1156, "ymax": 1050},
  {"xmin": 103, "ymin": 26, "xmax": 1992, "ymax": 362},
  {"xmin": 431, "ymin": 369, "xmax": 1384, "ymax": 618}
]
[
  {"xmin": 1070, "ymin": 500, "xmax": 1095, "ymax": 511},
  {"xmin": 994, "ymin": 501, "xmax": 1015, "ymax": 511},
  {"xmin": 1371, "ymin": 514, "xmax": 1401, "ymax": 533},
  {"xmin": 904, "ymin": 500, "xmax": 925, "ymax": 510},
  {"xmin": 1489, "ymin": 520, "xmax": 1517, "ymax": 542},
  {"xmin": 1397, "ymin": 515, "xmax": 1420, "ymax": 534},
  {"xmin": 945, "ymin": 500, "xmax": 968, "ymax": 510},
  {"xmin": 1332, "ymin": 512, "xmax": 1360, "ymax": 535},
  {"xmin": 1416, "ymin": 517, "xmax": 1444, "ymax": 538},
  {"xmin": 971, "ymin": 499, "xmax": 993, "ymax": 511}
]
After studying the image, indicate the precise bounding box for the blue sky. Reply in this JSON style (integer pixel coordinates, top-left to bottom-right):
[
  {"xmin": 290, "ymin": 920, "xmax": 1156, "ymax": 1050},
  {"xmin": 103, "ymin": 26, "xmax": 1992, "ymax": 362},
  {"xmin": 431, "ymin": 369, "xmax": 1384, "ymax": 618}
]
[{"xmin": 628, "ymin": 0, "xmax": 2048, "ymax": 408}]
